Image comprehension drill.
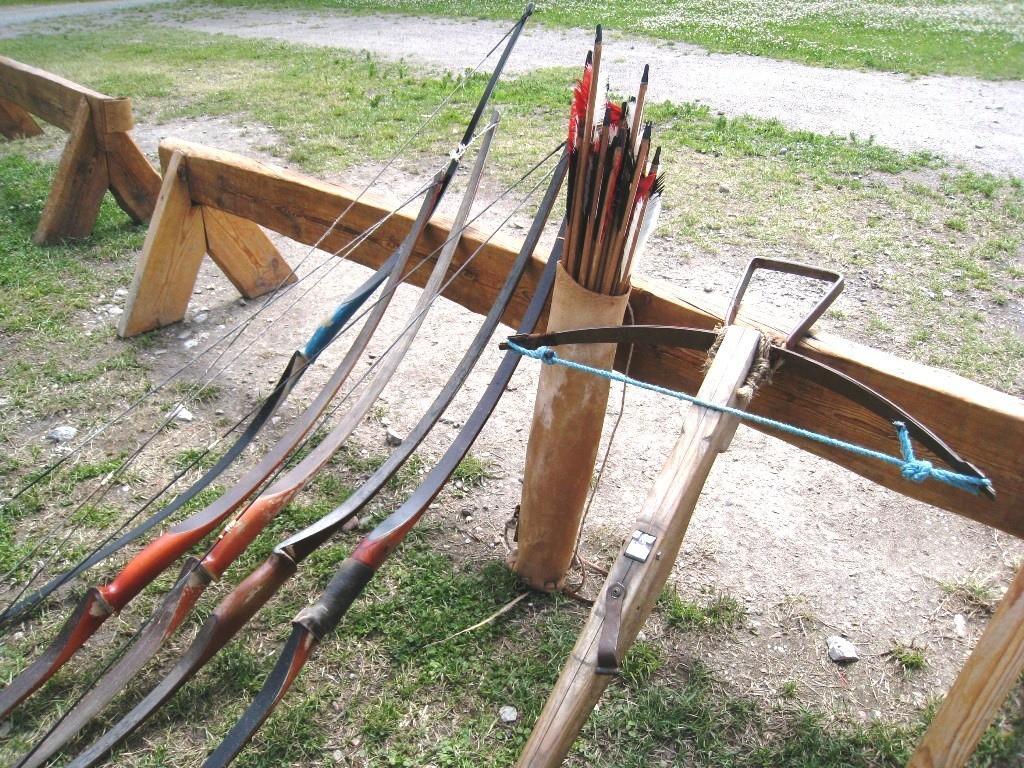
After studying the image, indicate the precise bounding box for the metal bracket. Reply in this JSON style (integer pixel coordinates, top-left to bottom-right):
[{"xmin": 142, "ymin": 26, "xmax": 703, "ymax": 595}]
[
  {"xmin": 725, "ymin": 257, "xmax": 844, "ymax": 349},
  {"xmin": 596, "ymin": 581, "xmax": 627, "ymax": 675},
  {"xmin": 624, "ymin": 530, "xmax": 656, "ymax": 563}
]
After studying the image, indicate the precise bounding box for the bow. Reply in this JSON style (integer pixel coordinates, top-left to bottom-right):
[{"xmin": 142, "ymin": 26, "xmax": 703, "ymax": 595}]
[
  {"xmin": 57, "ymin": 152, "xmax": 567, "ymax": 768},
  {"xmin": 0, "ymin": 5, "xmax": 534, "ymax": 722}
]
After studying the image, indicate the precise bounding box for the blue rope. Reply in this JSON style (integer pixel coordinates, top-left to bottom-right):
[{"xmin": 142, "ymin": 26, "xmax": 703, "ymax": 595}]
[{"xmin": 507, "ymin": 342, "xmax": 992, "ymax": 496}]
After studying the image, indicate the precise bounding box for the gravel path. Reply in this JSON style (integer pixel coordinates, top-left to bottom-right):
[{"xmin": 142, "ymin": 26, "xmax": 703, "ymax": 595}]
[
  {"xmin": 0, "ymin": 0, "xmax": 164, "ymax": 26},
  {"xmin": 164, "ymin": 9, "xmax": 1024, "ymax": 177}
]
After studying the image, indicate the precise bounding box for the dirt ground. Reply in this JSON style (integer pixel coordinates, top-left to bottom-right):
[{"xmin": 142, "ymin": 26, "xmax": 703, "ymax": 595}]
[{"xmin": 0, "ymin": 1, "xmax": 1022, "ymax": 751}]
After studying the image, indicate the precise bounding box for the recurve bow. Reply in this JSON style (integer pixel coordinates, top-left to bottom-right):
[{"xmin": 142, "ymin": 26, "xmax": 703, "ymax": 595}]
[
  {"xmin": 13, "ymin": 110, "xmax": 499, "ymax": 768},
  {"xmin": 0, "ymin": 5, "xmax": 535, "ymax": 721},
  {"xmin": 60, "ymin": 151, "xmax": 566, "ymax": 768}
]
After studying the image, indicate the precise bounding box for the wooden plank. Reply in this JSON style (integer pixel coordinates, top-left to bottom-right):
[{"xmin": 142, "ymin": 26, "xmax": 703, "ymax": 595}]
[
  {"xmin": 202, "ymin": 206, "xmax": 296, "ymax": 298},
  {"xmin": 0, "ymin": 56, "xmax": 106, "ymax": 131},
  {"xmin": 33, "ymin": 99, "xmax": 108, "ymax": 244},
  {"xmin": 105, "ymin": 131, "xmax": 161, "ymax": 223},
  {"xmin": 517, "ymin": 326, "xmax": 762, "ymax": 767},
  {"xmin": 118, "ymin": 152, "xmax": 207, "ymax": 338},
  {"xmin": 87, "ymin": 96, "xmax": 134, "ymax": 140},
  {"xmin": 909, "ymin": 563, "xmax": 1024, "ymax": 768},
  {"xmin": 157, "ymin": 138, "xmax": 1024, "ymax": 538},
  {"xmin": 0, "ymin": 96, "xmax": 42, "ymax": 139}
]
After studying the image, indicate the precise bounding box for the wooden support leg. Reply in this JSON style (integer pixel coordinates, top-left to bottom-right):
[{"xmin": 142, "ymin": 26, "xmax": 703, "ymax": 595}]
[
  {"xmin": 516, "ymin": 326, "xmax": 761, "ymax": 767},
  {"xmin": 0, "ymin": 96, "xmax": 42, "ymax": 139},
  {"xmin": 118, "ymin": 151, "xmax": 206, "ymax": 338},
  {"xmin": 909, "ymin": 563, "xmax": 1024, "ymax": 768},
  {"xmin": 33, "ymin": 99, "xmax": 109, "ymax": 244},
  {"xmin": 106, "ymin": 131, "xmax": 161, "ymax": 223},
  {"xmin": 202, "ymin": 206, "xmax": 296, "ymax": 298}
]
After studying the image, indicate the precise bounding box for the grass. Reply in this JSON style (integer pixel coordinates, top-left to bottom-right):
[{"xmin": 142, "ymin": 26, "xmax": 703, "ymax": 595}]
[
  {"xmin": 0, "ymin": 20, "xmax": 1022, "ymax": 768},
  {"xmin": 888, "ymin": 643, "xmax": 928, "ymax": 673},
  {"xmin": 941, "ymin": 576, "xmax": 1000, "ymax": 615},
  {"xmin": 659, "ymin": 586, "xmax": 747, "ymax": 631},
  {"xmin": 195, "ymin": 0, "xmax": 1024, "ymax": 80}
]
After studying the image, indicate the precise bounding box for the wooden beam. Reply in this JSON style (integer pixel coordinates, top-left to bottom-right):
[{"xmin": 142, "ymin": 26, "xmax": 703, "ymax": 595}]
[
  {"xmin": 105, "ymin": 131, "xmax": 161, "ymax": 223},
  {"xmin": 118, "ymin": 151, "xmax": 206, "ymax": 338},
  {"xmin": 0, "ymin": 56, "xmax": 107, "ymax": 132},
  {"xmin": 0, "ymin": 96, "xmax": 42, "ymax": 139},
  {"xmin": 202, "ymin": 206, "xmax": 296, "ymax": 298},
  {"xmin": 156, "ymin": 138, "xmax": 1024, "ymax": 539},
  {"xmin": 909, "ymin": 563, "xmax": 1024, "ymax": 767},
  {"xmin": 33, "ymin": 100, "xmax": 108, "ymax": 245}
]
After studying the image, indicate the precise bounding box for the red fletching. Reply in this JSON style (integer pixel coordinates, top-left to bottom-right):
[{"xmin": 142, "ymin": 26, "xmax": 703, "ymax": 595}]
[
  {"xmin": 635, "ymin": 172, "xmax": 656, "ymax": 201},
  {"xmin": 604, "ymin": 101, "xmax": 622, "ymax": 127},
  {"xmin": 567, "ymin": 61, "xmax": 592, "ymax": 153}
]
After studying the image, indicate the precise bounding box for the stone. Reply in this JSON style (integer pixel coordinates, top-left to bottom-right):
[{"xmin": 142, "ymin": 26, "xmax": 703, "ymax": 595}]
[
  {"xmin": 45, "ymin": 425, "xmax": 77, "ymax": 443},
  {"xmin": 953, "ymin": 613, "xmax": 967, "ymax": 638},
  {"xmin": 193, "ymin": 312, "xmax": 209, "ymax": 324},
  {"xmin": 385, "ymin": 428, "xmax": 403, "ymax": 447},
  {"xmin": 114, "ymin": 287, "xmax": 128, "ymax": 298},
  {"xmin": 718, "ymin": 184, "xmax": 730, "ymax": 193},
  {"xmin": 826, "ymin": 635, "xmax": 859, "ymax": 664},
  {"xmin": 171, "ymin": 404, "xmax": 194, "ymax": 423},
  {"xmin": 498, "ymin": 705, "xmax": 518, "ymax": 724},
  {"xmin": 703, "ymin": 284, "xmax": 714, "ymax": 293}
]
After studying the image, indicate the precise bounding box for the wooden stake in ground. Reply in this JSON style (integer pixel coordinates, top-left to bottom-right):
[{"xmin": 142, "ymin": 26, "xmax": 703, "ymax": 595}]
[{"xmin": 909, "ymin": 561, "xmax": 1024, "ymax": 768}]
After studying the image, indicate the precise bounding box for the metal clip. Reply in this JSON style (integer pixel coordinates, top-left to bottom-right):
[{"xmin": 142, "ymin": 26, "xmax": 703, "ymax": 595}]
[
  {"xmin": 596, "ymin": 581, "xmax": 627, "ymax": 675},
  {"xmin": 624, "ymin": 530, "xmax": 656, "ymax": 563}
]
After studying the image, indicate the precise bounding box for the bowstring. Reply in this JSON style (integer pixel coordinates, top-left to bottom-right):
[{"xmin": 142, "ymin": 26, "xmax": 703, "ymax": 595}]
[
  {"xmin": 19, "ymin": 143, "xmax": 559, "ymax": 761},
  {"xmin": 0, "ymin": 18, "xmax": 518, "ymax": 517}
]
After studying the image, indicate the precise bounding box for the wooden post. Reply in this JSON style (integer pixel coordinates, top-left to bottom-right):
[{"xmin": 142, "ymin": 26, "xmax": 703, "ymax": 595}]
[
  {"xmin": 516, "ymin": 326, "xmax": 762, "ymax": 767},
  {"xmin": 33, "ymin": 99, "xmax": 109, "ymax": 245},
  {"xmin": 0, "ymin": 96, "xmax": 42, "ymax": 139},
  {"xmin": 1, "ymin": 57, "xmax": 161, "ymax": 241},
  {"xmin": 118, "ymin": 152, "xmax": 293, "ymax": 337},
  {"xmin": 105, "ymin": 130, "xmax": 161, "ymax": 223},
  {"xmin": 117, "ymin": 151, "xmax": 207, "ymax": 337},
  {"xmin": 511, "ymin": 263, "xmax": 629, "ymax": 591},
  {"xmin": 909, "ymin": 563, "xmax": 1024, "ymax": 768},
  {"xmin": 202, "ymin": 207, "xmax": 296, "ymax": 299}
]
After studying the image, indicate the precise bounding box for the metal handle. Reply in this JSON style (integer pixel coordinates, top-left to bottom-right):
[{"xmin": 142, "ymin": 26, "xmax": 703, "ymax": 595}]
[{"xmin": 724, "ymin": 257, "xmax": 844, "ymax": 349}]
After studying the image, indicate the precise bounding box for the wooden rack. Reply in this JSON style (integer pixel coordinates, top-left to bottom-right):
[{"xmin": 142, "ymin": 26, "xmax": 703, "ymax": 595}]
[
  {"xmin": 121, "ymin": 138, "xmax": 1024, "ymax": 768},
  {"xmin": 0, "ymin": 56, "xmax": 161, "ymax": 244}
]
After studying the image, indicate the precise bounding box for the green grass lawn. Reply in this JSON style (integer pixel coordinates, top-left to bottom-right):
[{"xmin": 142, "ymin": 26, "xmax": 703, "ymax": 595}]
[
  {"xmin": 194, "ymin": 0, "xmax": 1024, "ymax": 80},
  {"xmin": 0, "ymin": 23, "xmax": 1022, "ymax": 768}
]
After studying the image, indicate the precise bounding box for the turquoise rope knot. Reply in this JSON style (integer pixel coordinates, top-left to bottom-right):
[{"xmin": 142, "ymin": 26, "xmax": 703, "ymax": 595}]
[
  {"xmin": 896, "ymin": 422, "xmax": 933, "ymax": 483},
  {"xmin": 505, "ymin": 341, "xmax": 993, "ymax": 497}
]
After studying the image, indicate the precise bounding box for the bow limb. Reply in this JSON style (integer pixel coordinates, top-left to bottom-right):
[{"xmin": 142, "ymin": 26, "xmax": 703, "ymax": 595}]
[
  {"xmin": 504, "ymin": 325, "xmax": 990, "ymax": 491},
  {"xmin": 13, "ymin": 114, "xmax": 501, "ymax": 768},
  {"xmin": 0, "ymin": 175, "xmax": 444, "ymax": 722},
  {"xmin": 202, "ymin": 220, "xmax": 565, "ymax": 768},
  {"xmin": 61, "ymin": 157, "xmax": 566, "ymax": 768}
]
